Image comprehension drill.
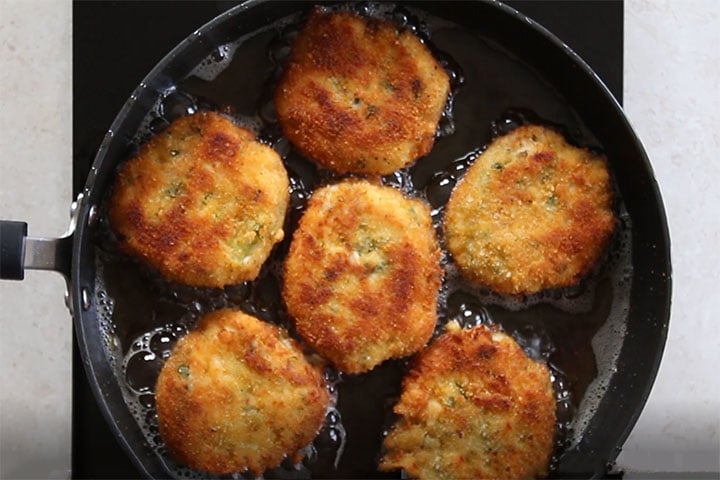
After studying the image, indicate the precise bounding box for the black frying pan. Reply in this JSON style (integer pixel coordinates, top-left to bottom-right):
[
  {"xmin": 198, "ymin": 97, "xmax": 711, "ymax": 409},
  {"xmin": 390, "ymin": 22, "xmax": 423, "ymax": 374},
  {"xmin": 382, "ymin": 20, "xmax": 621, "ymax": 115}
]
[{"xmin": 0, "ymin": 1, "xmax": 671, "ymax": 478}]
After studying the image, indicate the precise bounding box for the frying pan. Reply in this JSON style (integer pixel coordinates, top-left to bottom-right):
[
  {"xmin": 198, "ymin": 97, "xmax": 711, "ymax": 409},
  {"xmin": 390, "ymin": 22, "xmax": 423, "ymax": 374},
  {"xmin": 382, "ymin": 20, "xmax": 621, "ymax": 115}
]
[{"xmin": 0, "ymin": 1, "xmax": 671, "ymax": 478}]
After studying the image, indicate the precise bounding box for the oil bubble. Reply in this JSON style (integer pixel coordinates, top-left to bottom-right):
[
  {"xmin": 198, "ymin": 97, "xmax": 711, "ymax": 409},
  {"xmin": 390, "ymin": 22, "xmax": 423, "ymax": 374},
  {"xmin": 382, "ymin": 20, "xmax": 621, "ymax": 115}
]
[
  {"xmin": 160, "ymin": 91, "xmax": 197, "ymax": 121},
  {"xmin": 125, "ymin": 351, "xmax": 163, "ymax": 393},
  {"xmin": 425, "ymin": 172, "xmax": 456, "ymax": 208}
]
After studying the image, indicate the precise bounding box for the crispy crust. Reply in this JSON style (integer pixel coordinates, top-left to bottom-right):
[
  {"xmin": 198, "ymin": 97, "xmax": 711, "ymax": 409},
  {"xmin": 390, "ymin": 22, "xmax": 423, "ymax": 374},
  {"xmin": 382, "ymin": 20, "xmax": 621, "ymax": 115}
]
[
  {"xmin": 274, "ymin": 9, "xmax": 450, "ymax": 175},
  {"xmin": 283, "ymin": 180, "xmax": 442, "ymax": 373},
  {"xmin": 155, "ymin": 309, "xmax": 330, "ymax": 475},
  {"xmin": 444, "ymin": 125, "xmax": 615, "ymax": 295},
  {"xmin": 109, "ymin": 112, "xmax": 289, "ymax": 287},
  {"xmin": 380, "ymin": 322, "xmax": 556, "ymax": 480}
]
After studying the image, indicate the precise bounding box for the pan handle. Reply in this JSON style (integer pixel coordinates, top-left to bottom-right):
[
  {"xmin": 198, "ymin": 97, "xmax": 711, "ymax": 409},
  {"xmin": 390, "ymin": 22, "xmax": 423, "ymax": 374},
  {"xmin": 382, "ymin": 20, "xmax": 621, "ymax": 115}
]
[
  {"xmin": 0, "ymin": 194, "xmax": 81, "ymax": 281},
  {"xmin": 0, "ymin": 221, "xmax": 73, "ymax": 280},
  {"xmin": 0, "ymin": 220, "xmax": 73, "ymax": 280}
]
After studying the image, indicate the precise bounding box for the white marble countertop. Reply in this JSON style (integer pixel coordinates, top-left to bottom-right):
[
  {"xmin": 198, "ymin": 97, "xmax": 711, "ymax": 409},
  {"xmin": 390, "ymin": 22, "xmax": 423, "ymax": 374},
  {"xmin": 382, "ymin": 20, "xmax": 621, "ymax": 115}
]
[{"xmin": 1, "ymin": 0, "xmax": 718, "ymax": 478}]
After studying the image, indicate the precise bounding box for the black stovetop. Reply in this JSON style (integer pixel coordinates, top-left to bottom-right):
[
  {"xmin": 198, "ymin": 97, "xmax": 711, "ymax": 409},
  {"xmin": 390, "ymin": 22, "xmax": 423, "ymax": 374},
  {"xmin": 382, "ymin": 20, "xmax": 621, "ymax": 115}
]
[{"xmin": 71, "ymin": 2, "xmax": 623, "ymax": 477}]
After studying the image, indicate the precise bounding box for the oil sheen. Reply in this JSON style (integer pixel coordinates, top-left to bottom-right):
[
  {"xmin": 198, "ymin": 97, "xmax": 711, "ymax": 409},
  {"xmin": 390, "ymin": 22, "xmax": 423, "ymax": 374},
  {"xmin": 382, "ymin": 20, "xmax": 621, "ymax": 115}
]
[{"xmin": 93, "ymin": 3, "xmax": 633, "ymax": 479}]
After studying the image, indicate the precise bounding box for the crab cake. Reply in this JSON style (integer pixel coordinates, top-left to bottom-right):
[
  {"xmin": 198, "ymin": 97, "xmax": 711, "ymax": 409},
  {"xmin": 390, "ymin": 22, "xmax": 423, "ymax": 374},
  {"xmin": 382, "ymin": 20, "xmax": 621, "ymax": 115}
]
[
  {"xmin": 274, "ymin": 9, "xmax": 450, "ymax": 175},
  {"xmin": 380, "ymin": 321, "xmax": 556, "ymax": 480},
  {"xmin": 155, "ymin": 309, "xmax": 330, "ymax": 475},
  {"xmin": 444, "ymin": 124, "xmax": 615, "ymax": 295},
  {"xmin": 283, "ymin": 180, "xmax": 442, "ymax": 374},
  {"xmin": 109, "ymin": 112, "xmax": 289, "ymax": 288}
]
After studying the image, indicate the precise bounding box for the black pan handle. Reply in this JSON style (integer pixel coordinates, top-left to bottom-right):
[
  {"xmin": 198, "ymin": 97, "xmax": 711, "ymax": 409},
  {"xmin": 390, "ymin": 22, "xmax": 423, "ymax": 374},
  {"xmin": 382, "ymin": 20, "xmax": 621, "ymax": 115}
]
[{"xmin": 0, "ymin": 220, "xmax": 73, "ymax": 280}]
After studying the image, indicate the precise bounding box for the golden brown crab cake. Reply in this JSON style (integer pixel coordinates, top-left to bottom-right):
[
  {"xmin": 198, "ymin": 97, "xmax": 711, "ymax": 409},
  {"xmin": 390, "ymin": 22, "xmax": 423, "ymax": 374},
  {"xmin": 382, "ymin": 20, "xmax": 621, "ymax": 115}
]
[
  {"xmin": 108, "ymin": 112, "xmax": 289, "ymax": 288},
  {"xmin": 283, "ymin": 180, "xmax": 442, "ymax": 374},
  {"xmin": 444, "ymin": 124, "xmax": 615, "ymax": 295},
  {"xmin": 274, "ymin": 9, "xmax": 450, "ymax": 175},
  {"xmin": 155, "ymin": 309, "xmax": 330, "ymax": 475},
  {"xmin": 380, "ymin": 321, "xmax": 556, "ymax": 480}
]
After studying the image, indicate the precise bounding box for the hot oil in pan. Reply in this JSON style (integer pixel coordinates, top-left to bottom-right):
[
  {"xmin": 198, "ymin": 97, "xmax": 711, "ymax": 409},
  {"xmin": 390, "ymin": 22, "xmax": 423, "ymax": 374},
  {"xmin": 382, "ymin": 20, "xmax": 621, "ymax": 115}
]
[{"xmin": 93, "ymin": 4, "xmax": 633, "ymax": 478}]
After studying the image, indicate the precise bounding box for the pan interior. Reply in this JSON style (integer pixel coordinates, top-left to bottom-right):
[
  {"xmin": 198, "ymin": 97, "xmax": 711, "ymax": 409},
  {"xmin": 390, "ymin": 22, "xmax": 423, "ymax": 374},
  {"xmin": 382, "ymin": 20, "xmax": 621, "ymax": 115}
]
[{"xmin": 80, "ymin": 2, "xmax": 650, "ymax": 478}]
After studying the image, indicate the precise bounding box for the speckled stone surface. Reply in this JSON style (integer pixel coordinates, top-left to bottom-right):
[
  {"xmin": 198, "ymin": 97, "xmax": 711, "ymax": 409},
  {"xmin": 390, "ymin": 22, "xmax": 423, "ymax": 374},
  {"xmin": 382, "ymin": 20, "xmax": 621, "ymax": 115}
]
[
  {"xmin": 618, "ymin": 0, "xmax": 720, "ymax": 473},
  {"xmin": 0, "ymin": 0, "xmax": 72, "ymax": 478},
  {"xmin": 0, "ymin": 0, "xmax": 717, "ymax": 478}
]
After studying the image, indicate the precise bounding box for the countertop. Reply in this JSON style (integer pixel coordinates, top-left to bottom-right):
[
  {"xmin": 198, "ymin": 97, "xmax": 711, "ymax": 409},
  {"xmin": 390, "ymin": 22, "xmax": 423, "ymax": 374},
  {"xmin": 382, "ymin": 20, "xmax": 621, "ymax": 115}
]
[{"xmin": 1, "ymin": 0, "xmax": 718, "ymax": 478}]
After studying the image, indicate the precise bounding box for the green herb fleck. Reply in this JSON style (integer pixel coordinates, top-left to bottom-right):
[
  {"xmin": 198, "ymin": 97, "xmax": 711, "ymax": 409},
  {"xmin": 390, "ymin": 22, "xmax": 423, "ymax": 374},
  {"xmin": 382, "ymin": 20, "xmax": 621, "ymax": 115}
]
[
  {"xmin": 178, "ymin": 364, "xmax": 190, "ymax": 378},
  {"xmin": 546, "ymin": 194, "xmax": 558, "ymax": 207},
  {"xmin": 165, "ymin": 182, "xmax": 184, "ymax": 198},
  {"xmin": 454, "ymin": 380, "xmax": 470, "ymax": 399},
  {"xmin": 492, "ymin": 162, "xmax": 504, "ymax": 170},
  {"xmin": 371, "ymin": 259, "xmax": 388, "ymax": 274},
  {"xmin": 381, "ymin": 80, "xmax": 397, "ymax": 92},
  {"xmin": 356, "ymin": 237, "xmax": 380, "ymax": 255}
]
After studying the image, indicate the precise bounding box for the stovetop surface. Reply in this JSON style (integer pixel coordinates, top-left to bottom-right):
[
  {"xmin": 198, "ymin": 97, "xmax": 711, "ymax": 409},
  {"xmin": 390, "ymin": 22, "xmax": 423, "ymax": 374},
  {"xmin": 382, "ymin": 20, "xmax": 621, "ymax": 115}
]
[{"xmin": 71, "ymin": 2, "xmax": 622, "ymax": 477}]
